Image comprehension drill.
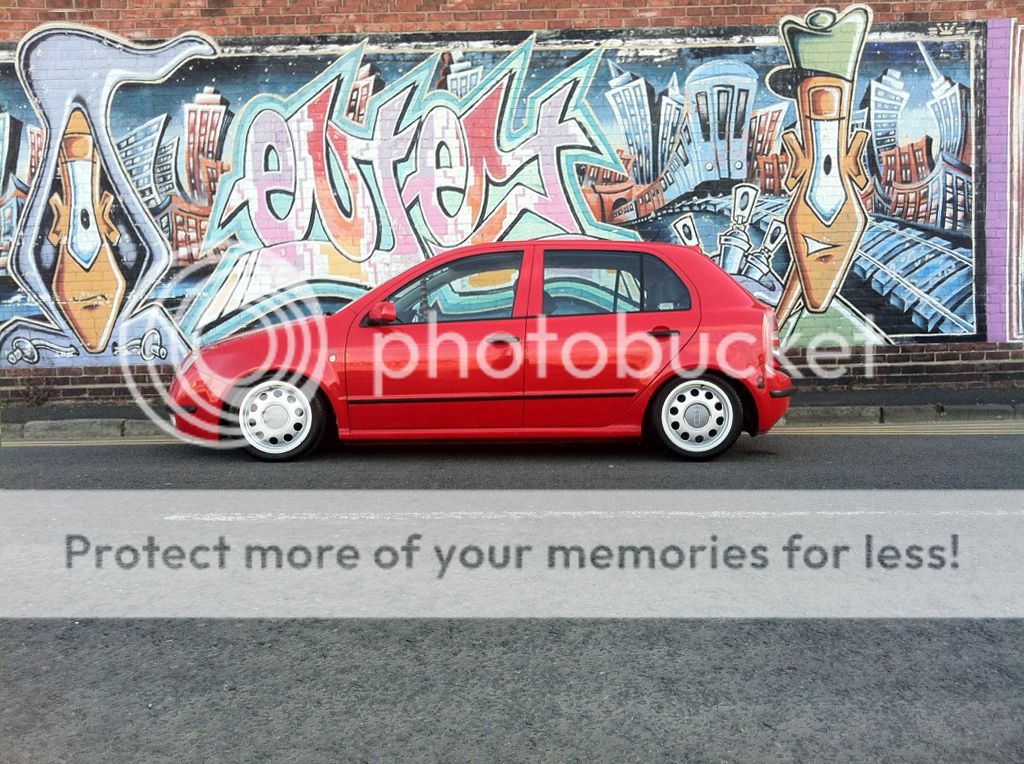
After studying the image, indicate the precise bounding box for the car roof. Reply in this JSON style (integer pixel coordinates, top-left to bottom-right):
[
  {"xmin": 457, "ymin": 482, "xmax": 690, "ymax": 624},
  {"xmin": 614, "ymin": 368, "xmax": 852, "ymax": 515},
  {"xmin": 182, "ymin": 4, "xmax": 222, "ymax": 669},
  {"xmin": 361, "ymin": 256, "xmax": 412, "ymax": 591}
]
[
  {"xmin": 432, "ymin": 238, "xmax": 699, "ymax": 264},
  {"xmin": 421, "ymin": 238, "xmax": 754, "ymax": 305}
]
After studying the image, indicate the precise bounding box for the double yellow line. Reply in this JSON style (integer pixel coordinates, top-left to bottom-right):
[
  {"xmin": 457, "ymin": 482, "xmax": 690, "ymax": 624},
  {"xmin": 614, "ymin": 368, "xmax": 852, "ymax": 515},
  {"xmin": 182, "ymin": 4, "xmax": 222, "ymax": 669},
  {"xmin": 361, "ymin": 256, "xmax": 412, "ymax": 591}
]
[
  {"xmin": 1, "ymin": 437, "xmax": 184, "ymax": 448},
  {"xmin": 775, "ymin": 420, "xmax": 1024, "ymax": 436}
]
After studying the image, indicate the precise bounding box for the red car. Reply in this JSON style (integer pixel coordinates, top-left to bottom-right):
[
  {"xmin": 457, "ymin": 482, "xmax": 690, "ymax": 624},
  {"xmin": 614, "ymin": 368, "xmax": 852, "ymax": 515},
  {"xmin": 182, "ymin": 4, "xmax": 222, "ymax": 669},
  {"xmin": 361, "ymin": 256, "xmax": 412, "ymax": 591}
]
[{"xmin": 169, "ymin": 240, "xmax": 791, "ymax": 460}]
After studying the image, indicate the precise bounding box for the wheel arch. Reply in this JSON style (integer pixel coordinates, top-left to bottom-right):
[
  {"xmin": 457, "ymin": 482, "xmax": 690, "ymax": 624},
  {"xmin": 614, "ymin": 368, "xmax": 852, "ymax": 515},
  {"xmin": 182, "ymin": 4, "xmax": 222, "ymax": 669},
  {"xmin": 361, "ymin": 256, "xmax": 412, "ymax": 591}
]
[
  {"xmin": 220, "ymin": 368, "xmax": 340, "ymax": 442},
  {"xmin": 642, "ymin": 367, "xmax": 759, "ymax": 441}
]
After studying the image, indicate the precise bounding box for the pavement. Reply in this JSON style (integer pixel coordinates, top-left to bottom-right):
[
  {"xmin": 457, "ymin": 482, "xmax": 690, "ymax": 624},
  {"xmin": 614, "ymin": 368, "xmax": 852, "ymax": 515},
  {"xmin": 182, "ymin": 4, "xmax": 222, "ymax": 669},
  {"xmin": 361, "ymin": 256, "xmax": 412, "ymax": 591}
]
[
  {"xmin": 2, "ymin": 618, "xmax": 1021, "ymax": 761},
  {"xmin": 1, "ymin": 386, "xmax": 1023, "ymax": 440}
]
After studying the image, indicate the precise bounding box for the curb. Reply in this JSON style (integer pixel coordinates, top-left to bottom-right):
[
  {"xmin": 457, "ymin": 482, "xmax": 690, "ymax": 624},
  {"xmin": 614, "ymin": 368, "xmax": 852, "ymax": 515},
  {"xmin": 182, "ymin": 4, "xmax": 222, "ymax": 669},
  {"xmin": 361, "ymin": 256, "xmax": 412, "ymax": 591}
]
[
  {"xmin": 3, "ymin": 418, "xmax": 168, "ymax": 441},
  {"xmin": 780, "ymin": 405, "xmax": 880, "ymax": 425},
  {"xmin": 2, "ymin": 405, "xmax": 1024, "ymax": 440},
  {"xmin": 779, "ymin": 403, "xmax": 1024, "ymax": 426}
]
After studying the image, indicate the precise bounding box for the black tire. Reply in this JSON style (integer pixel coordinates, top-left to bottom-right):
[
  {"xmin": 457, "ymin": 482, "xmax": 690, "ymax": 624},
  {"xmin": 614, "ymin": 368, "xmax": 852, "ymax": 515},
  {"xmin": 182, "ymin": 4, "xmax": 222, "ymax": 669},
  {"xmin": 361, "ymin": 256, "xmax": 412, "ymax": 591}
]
[
  {"xmin": 650, "ymin": 375, "xmax": 743, "ymax": 461},
  {"xmin": 234, "ymin": 377, "xmax": 330, "ymax": 462}
]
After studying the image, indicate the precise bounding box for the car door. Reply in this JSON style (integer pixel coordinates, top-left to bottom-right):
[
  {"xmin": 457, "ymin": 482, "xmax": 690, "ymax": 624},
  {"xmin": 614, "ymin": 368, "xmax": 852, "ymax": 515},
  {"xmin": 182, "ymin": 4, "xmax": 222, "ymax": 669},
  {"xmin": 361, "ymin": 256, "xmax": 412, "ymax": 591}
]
[
  {"xmin": 345, "ymin": 249, "xmax": 530, "ymax": 433},
  {"xmin": 524, "ymin": 247, "xmax": 699, "ymax": 429}
]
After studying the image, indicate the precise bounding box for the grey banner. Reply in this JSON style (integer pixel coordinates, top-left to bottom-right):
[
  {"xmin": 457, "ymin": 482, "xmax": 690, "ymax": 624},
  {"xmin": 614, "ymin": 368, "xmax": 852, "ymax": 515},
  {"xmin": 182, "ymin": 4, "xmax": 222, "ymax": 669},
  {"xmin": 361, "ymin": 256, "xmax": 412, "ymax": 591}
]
[{"xmin": 1, "ymin": 490, "xmax": 1021, "ymax": 617}]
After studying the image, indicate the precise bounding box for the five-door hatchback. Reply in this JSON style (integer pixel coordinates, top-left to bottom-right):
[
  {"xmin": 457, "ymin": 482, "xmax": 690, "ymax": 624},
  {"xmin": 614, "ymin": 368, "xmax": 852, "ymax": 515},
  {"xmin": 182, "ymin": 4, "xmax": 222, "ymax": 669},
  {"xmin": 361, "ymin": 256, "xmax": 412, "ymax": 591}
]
[{"xmin": 169, "ymin": 240, "xmax": 792, "ymax": 460}]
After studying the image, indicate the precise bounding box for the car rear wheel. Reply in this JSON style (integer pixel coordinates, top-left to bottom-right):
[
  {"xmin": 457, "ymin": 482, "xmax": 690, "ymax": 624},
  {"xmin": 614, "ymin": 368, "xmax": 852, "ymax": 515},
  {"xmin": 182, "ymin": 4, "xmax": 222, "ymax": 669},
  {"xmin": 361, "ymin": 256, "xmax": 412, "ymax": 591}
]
[
  {"xmin": 237, "ymin": 378, "xmax": 328, "ymax": 461},
  {"xmin": 652, "ymin": 377, "xmax": 743, "ymax": 460}
]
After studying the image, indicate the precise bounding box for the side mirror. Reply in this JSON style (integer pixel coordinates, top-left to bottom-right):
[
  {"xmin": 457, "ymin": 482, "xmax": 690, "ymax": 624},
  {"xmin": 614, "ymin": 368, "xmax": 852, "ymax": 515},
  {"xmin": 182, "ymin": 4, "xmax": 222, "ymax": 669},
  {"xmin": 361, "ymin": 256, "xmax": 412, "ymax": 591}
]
[{"xmin": 367, "ymin": 300, "xmax": 397, "ymax": 326}]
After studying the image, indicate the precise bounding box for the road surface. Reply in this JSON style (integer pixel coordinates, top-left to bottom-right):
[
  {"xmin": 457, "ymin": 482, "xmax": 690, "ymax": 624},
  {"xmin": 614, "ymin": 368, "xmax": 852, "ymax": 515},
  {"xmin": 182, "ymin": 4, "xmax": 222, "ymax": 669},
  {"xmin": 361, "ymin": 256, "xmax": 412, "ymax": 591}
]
[{"xmin": 2, "ymin": 424, "xmax": 1022, "ymax": 760}]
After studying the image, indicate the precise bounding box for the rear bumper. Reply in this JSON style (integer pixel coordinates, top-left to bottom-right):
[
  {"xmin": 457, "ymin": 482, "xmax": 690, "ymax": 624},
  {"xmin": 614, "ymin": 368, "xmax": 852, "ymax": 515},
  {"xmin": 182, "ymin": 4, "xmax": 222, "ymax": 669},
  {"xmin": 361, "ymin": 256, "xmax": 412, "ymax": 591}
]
[{"xmin": 756, "ymin": 372, "xmax": 792, "ymax": 433}]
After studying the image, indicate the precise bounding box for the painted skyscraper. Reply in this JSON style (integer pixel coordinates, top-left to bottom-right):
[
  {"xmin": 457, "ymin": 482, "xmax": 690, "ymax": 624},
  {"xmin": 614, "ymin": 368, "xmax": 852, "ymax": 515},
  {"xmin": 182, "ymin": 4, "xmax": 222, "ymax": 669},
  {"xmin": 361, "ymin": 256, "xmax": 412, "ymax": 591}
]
[
  {"xmin": 605, "ymin": 61, "xmax": 658, "ymax": 185},
  {"xmin": 657, "ymin": 73, "xmax": 686, "ymax": 176},
  {"xmin": 445, "ymin": 51, "xmax": 484, "ymax": 99},
  {"xmin": 154, "ymin": 136, "xmax": 181, "ymax": 200},
  {"xmin": 115, "ymin": 114, "xmax": 168, "ymax": 209},
  {"xmin": 918, "ymin": 41, "xmax": 971, "ymax": 163},
  {"xmin": 859, "ymin": 68, "xmax": 910, "ymax": 178},
  {"xmin": 183, "ymin": 86, "xmax": 233, "ymax": 205},
  {"xmin": 345, "ymin": 63, "xmax": 384, "ymax": 124}
]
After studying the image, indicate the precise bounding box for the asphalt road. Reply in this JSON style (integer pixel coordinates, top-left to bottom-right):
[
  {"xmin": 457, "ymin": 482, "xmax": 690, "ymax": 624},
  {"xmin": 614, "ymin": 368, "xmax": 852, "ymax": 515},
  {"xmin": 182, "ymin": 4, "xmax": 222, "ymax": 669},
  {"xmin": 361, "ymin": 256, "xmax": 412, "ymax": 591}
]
[
  {"xmin": 3, "ymin": 426, "xmax": 1024, "ymax": 489},
  {"xmin": 2, "ymin": 428, "xmax": 1023, "ymax": 761}
]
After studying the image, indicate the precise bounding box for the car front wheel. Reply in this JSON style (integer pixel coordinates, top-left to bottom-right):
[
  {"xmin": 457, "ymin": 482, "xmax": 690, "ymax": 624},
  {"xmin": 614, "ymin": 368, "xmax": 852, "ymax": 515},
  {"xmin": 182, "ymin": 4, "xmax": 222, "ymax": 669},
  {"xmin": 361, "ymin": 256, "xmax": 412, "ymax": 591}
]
[
  {"xmin": 652, "ymin": 377, "xmax": 743, "ymax": 460},
  {"xmin": 237, "ymin": 378, "xmax": 328, "ymax": 461}
]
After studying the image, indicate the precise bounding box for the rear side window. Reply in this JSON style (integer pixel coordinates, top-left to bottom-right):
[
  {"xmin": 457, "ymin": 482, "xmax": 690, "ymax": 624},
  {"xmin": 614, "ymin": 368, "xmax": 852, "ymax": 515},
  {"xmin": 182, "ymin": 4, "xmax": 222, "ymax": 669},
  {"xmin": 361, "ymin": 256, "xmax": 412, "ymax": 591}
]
[
  {"xmin": 641, "ymin": 253, "xmax": 691, "ymax": 311},
  {"xmin": 542, "ymin": 250, "xmax": 691, "ymax": 317}
]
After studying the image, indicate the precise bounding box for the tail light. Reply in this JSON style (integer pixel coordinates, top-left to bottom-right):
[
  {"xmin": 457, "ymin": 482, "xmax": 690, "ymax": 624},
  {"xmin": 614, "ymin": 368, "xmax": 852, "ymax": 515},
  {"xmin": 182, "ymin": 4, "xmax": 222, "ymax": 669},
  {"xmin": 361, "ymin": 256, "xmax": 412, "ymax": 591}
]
[{"xmin": 763, "ymin": 310, "xmax": 782, "ymax": 369}]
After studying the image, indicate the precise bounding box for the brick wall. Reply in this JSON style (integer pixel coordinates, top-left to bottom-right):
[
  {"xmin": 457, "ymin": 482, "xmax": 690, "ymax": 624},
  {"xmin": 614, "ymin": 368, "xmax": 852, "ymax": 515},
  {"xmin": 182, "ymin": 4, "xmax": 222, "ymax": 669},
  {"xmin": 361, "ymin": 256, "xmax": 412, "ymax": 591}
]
[
  {"xmin": 786, "ymin": 341, "xmax": 1024, "ymax": 390},
  {"xmin": 0, "ymin": 4, "xmax": 1019, "ymax": 391},
  {"xmin": 0, "ymin": 1, "xmax": 1019, "ymax": 40},
  {"xmin": 0, "ymin": 364, "xmax": 175, "ymax": 405}
]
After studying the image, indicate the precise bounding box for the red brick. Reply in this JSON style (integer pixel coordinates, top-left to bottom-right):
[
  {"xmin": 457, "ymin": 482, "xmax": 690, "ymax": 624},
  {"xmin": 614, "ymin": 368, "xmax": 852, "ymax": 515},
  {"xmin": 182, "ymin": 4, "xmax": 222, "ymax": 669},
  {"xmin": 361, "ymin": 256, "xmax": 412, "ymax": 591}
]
[{"xmin": 2, "ymin": 0, "xmax": 1016, "ymax": 36}]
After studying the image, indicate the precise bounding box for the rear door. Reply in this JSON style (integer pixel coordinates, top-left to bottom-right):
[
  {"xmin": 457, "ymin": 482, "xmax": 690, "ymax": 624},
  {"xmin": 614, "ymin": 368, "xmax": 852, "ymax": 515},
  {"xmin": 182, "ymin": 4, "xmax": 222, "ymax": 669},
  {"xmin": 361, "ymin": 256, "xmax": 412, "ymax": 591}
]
[{"xmin": 524, "ymin": 247, "xmax": 700, "ymax": 429}]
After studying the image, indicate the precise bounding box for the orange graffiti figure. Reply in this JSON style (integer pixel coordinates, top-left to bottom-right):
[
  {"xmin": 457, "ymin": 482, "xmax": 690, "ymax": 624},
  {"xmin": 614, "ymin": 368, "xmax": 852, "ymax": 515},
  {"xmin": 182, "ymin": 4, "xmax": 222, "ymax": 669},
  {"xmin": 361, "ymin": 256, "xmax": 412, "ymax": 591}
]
[
  {"xmin": 48, "ymin": 109, "xmax": 124, "ymax": 353},
  {"xmin": 768, "ymin": 6, "xmax": 872, "ymax": 323}
]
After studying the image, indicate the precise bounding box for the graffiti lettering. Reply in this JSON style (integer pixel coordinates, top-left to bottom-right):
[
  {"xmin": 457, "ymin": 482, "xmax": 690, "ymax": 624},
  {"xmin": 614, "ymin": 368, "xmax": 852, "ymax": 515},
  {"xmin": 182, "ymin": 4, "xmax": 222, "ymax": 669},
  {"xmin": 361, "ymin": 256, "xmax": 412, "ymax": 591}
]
[{"xmin": 209, "ymin": 43, "xmax": 613, "ymax": 286}]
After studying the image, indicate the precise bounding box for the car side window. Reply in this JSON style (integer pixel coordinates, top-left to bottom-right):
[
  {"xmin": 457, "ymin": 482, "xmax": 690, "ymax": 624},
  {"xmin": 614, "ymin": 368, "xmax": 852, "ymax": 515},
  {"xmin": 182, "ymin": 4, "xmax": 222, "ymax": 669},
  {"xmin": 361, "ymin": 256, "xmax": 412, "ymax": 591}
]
[
  {"xmin": 388, "ymin": 252, "xmax": 523, "ymax": 324},
  {"xmin": 641, "ymin": 253, "xmax": 691, "ymax": 311},
  {"xmin": 543, "ymin": 251, "xmax": 641, "ymax": 316},
  {"xmin": 542, "ymin": 250, "xmax": 690, "ymax": 316}
]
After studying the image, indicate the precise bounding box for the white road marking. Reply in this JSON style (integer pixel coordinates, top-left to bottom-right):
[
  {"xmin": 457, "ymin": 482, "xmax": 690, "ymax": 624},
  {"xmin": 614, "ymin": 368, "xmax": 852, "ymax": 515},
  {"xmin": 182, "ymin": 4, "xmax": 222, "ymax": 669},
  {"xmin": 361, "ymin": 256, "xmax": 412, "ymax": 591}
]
[{"xmin": 163, "ymin": 509, "xmax": 1024, "ymax": 522}]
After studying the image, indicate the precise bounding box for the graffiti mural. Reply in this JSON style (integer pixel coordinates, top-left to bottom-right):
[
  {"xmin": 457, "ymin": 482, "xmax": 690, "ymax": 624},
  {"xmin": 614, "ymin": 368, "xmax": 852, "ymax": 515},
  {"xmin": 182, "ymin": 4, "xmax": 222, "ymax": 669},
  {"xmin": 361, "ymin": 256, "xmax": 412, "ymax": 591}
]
[
  {"xmin": 767, "ymin": 6, "xmax": 873, "ymax": 324},
  {"xmin": 0, "ymin": 9, "xmax": 1013, "ymax": 368},
  {"xmin": 0, "ymin": 28, "xmax": 216, "ymax": 366}
]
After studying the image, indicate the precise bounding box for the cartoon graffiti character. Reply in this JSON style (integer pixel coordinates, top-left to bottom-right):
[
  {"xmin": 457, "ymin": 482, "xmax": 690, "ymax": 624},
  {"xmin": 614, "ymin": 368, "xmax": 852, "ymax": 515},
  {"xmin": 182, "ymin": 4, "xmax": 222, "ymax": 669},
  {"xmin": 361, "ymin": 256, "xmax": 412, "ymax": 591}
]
[
  {"xmin": 48, "ymin": 109, "xmax": 124, "ymax": 352},
  {"xmin": 703, "ymin": 184, "xmax": 786, "ymax": 306},
  {"xmin": 767, "ymin": 5, "xmax": 872, "ymax": 323},
  {"xmin": 716, "ymin": 182, "xmax": 760, "ymax": 274},
  {"xmin": 672, "ymin": 213, "xmax": 703, "ymax": 249},
  {"xmin": 0, "ymin": 27, "xmax": 217, "ymax": 366},
  {"xmin": 738, "ymin": 218, "xmax": 788, "ymax": 306}
]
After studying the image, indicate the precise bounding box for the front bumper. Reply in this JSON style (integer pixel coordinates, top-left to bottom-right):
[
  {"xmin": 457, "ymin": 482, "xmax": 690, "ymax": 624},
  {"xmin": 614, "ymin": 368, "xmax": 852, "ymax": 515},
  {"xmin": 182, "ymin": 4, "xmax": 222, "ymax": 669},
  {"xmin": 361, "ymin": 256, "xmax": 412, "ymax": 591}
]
[{"xmin": 168, "ymin": 373, "xmax": 224, "ymax": 442}]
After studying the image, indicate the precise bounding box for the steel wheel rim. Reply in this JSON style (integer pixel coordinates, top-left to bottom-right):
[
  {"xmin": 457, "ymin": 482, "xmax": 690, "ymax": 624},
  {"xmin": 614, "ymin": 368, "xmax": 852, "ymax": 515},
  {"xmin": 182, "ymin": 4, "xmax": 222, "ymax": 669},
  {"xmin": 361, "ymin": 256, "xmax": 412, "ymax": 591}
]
[
  {"xmin": 661, "ymin": 380, "xmax": 733, "ymax": 453},
  {"xmin": 239, "ymin": 380, "xmax": 313, "ymax": 455}
]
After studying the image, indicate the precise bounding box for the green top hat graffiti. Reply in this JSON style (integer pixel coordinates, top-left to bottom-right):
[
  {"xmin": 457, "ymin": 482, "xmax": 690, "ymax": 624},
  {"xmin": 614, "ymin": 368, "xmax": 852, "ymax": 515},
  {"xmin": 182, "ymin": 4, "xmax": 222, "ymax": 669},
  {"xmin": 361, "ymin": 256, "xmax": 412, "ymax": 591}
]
[{"xmin": 767, "ymin": 5, "xmax": 872, "ymax": 97}]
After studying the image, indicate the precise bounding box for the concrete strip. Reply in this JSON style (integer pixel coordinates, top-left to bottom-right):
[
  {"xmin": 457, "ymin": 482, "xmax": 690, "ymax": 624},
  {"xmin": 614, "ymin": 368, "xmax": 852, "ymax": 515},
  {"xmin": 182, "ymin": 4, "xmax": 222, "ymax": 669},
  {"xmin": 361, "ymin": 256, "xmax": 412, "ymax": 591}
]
[
  {"xmin": 941, "ymin": 404, "xmax": 1016, "ymax": 421},
  {"xmin": 22, "ymin": 419, "xmax": 124, "ymax": 440},
  {"xmin": 881, "ymin": 405, "xmax": 942, "ymax": 423},
  {"xmin": 779, "ymin": 405, "xmax": 880, "ymax": 426},
  {"xmin": 1, "ymin": 421, "xmax": 25, "ymax": 440},
  {"xmin": 123, "ymin": 419, "xmax": 169, "ymax": 438}
]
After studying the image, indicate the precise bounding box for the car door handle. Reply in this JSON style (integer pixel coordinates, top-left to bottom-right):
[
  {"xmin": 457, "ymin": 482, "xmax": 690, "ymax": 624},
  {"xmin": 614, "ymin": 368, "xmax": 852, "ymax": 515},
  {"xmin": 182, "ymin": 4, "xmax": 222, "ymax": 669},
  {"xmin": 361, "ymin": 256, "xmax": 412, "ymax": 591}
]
[
  {"xmin": 647, "ymin": 328, "xmax": 680, "ymax": 338},
  {"xmin": 486, "ymin": 334, "xmax": 520, "ymax": 345}
]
